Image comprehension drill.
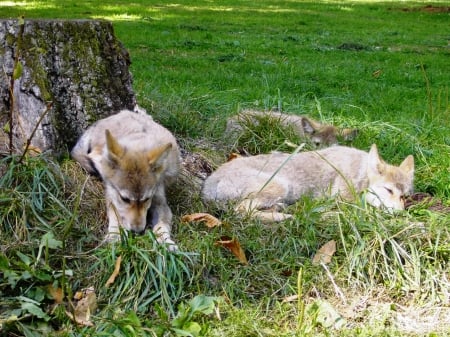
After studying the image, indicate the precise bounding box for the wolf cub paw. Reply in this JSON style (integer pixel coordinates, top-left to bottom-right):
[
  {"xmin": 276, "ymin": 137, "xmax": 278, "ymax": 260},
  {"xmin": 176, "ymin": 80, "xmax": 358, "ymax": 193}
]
[
  {"xmin": 105, "ymin": 232, "xmax": 120, "ymax": 242},
  {"xmin": 156, "ymin": 235, "xmax": 178, "ymax": 251}
]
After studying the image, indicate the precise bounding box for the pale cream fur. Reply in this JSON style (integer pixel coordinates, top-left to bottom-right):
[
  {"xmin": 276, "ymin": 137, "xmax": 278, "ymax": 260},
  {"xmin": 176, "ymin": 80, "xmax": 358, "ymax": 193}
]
[
  {"xmin": 226, "ymin": 109, "xmax": 358, "ymax": 146},
  {"xmin": 202, "ymin": 144, "xmax": 414, "ymax": 222},
  {"xmin": 71, "ymin": 109, "xmax": 180, "ymax": 248}
]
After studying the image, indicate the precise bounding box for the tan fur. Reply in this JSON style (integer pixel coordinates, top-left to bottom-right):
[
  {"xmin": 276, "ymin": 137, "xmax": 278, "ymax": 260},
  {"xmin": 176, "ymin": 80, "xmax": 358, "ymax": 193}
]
[
  {"xmin": 71, "ymin": 109, "xmax": 180, "ymax": 248},
  {"xmin": 202, "ymin": 144, "xmax": 414, "ymax": 222},
  {"xmin": 226, "ymin": 110, "xmax": 358, "ymax": 146}
]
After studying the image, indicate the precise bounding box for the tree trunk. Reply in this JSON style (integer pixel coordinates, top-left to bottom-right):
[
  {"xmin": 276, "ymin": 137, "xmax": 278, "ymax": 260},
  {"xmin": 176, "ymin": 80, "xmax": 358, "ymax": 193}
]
[{"xmin": 0, "ymin": 19, "xmax": 136, "ymax": 156}]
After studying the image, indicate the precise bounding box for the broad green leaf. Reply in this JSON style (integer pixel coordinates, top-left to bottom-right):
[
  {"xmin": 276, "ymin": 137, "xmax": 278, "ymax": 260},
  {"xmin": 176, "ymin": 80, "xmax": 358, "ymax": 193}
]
[
  {"xmin": 40, "ymin": 232, "xmax": 62, "ymax": 249},
  {"xmin": 5, "ymin": 269, "xmax": 20, "ymax": 288},
  {"xmin": 21, "ymin": 302, "xmax": 50, "ymax": 321},
  {"xmin": 36, "ymin": 232, "xmax": 62, "ymax": 265},
  {"xmin": 189, "ymin": 295, "xmax": 218, "ymax": 315},
  {"xmin": 21, "ymin": 270, "xmax": 32, "ymax": 280},
  {"xmin": 0, "ymin": 253, "xmax": 10, "ymax": 269},
  {"xmin": 172, "ymin": 328, "xmax": 194, "ymax": 337},
  {"xmin": 16, "ymin": 251, "xmax": 32, "ymax": 266},
  {"xmin": 183, "ymin": 322, "xmax": 202, "ymax": 336},
  {"xmin": 17, "ymin": 296, "xmax": 40, "ymax": 305}
]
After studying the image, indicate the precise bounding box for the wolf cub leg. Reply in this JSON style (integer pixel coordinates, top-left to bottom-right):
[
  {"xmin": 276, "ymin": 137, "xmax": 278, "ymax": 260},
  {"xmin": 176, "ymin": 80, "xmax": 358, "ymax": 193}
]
[
  {"xmin": 148, "ymin": 189, "xmax": 177, "ymax": 251},
  {"xmin": 104, "ymin": 202, "xmax": 122, "ymax": 242},
  {"xmin": 236, "ymin": 198, "xmax": 293, "ymax": 223}
]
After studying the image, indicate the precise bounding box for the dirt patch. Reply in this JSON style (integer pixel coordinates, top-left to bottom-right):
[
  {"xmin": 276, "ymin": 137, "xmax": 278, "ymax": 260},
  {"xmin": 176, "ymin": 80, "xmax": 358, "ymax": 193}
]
[
  {"xmin": 405, "ymin": 192, "xmax": 450, "ymax": 213},
  {"xmin": 391, "ymin": 5, "xmax": 450, "ymax": 13}
]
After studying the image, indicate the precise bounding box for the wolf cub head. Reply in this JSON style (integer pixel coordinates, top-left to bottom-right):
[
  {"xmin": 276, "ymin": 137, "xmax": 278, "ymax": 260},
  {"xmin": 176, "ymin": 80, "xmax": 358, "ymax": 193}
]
[
  {"xmin": 100, "ymin": 130, "xmax": 172, "ymax": 234},
  {"xmin": 365, "ymin": 144, "xmax": 414, "ymax": 211},
  {"xmin": 301, "ymin": 118, "xmax": 358, "ymax": 147}
]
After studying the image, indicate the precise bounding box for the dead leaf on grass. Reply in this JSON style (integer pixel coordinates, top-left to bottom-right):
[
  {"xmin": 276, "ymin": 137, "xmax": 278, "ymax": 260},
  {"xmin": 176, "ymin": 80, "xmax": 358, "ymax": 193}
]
[
  {"xmin": 182, "ymin": 213, "xmax": 222, "ymax": 228},
  {"xmin": 215, "ymin": 236, "xmax": 248, "ymax": 264},
  {"xmin": 105, "ymin": 255, "xmax": 122, "ymax": 287},
  {"xmin": 282, "ymin": 294, "xmax": 299, "ymax": 303},
  {"xmin": 47, "ymin": 285, "xmax": 64, "ymax": 304},
  {"xmin": 66, "ymin": 287, "xmax": 97, "ymax": 327},
  {"xmin": 312, "ymin": 240, "xmax": 336, "ymax": 265},
  {"xmin": 227, "ymin": 152, "xmax": 242, "ymax": 161},
  {"xmin": 372, "ymin": 69, "xmax": 383, "ymax": 78}
]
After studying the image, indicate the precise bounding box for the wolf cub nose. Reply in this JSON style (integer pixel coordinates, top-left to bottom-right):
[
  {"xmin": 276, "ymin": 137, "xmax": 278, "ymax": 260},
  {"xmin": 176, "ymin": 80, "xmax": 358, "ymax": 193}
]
[{"xmin": 131, "ymin": 229, "xmax": 145, "ymax": 235}]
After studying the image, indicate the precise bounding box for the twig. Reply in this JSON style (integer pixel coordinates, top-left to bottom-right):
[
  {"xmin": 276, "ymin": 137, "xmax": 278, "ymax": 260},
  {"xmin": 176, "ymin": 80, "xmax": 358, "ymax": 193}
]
[
  {"xmin": 17, "ymin": 101, "xmax": 53, "ymax": 164},
  {"xmin": 321, "ymin": 262, "xmax": 347, "ymax": 305}
]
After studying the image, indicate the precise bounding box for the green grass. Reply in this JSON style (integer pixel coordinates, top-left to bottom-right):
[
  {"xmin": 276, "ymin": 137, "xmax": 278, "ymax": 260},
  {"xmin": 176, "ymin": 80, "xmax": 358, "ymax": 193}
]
[{"xmin": 1, "ymin": 1, "xmax": 449, "ymax": 336}]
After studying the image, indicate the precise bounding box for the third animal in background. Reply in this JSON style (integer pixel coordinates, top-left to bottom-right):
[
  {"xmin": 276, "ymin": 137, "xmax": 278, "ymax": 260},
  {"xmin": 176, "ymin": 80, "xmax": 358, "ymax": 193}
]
[{"xmin": 226, "ymin": 109, "xmax": 358, "ymax": 147}]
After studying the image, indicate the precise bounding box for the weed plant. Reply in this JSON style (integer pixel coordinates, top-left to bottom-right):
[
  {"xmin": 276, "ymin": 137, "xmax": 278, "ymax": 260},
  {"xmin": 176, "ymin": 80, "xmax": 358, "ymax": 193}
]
[{"xmin": 1, "ymin": 1, "xmax": 449, "ymax": 336}]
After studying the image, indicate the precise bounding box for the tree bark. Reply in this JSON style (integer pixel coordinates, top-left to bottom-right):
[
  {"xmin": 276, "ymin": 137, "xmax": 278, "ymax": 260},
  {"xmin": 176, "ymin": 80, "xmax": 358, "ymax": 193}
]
[{"xmin": 0, "ymin": 19, "xmax": 136, "ymax": 156}]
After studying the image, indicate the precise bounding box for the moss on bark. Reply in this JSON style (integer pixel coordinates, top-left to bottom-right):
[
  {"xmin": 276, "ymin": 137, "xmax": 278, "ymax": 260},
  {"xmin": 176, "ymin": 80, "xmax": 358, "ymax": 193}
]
[{"xmin": 0, "ymin": 19, "xmax": 136, "ymax": 156}]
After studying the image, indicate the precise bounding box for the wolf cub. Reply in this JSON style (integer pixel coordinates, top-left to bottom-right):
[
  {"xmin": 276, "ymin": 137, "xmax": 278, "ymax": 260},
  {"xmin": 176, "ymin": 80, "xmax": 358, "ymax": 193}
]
[
  {"xmin": 202, "ymin": 144, "xmax": 414, "ymax": 222},
  {"xmin": 72, "ymin": 109, "xmax": 180, "ymax": 248},
  {"xmin": 226, "ymin": 110, "xmax": 358, "ymax": 147}
]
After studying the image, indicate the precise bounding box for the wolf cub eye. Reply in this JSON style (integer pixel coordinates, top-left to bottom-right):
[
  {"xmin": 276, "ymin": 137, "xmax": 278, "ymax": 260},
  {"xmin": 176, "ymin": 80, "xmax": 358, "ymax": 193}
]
[
  {"xmin": 385, "ymin": 188, "xmax": 393, "ymax": 195},
  {"xmin": 120, "ymin": 195, "xmax": 131, "ymax": 203}
]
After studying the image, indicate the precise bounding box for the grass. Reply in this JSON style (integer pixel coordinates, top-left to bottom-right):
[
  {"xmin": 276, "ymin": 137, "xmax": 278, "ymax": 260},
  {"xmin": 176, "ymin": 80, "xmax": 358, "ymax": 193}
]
[{"xmin": 1, "ymin": 0, "xmax": 449, "ymax": 336}]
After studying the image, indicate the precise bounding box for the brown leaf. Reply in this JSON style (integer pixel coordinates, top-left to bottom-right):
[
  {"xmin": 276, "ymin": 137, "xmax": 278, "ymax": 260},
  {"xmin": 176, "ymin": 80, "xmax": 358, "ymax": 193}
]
[
  {"xmin": 372, "ymin": 69, "xmax": 383, "ymax": 78},
  {"xmin": 227, "ymin": 152, "xmax": 242, "ymax": 161},
  {"xmin": 181, "ymin": 213, "xmax": 222, "ymax": 228},
  {"xmin": 47, "ymin": 285, "xmax": 64, "ymax": 304},
  {"xmin": 282, "ymin": 294, "xmax": 299, "ymax": 303},
  {"xmin": 105, "ymin": 255, "xmax": 122, "ymax": 287},
  {"xmin": 24, "ymin": 145, "xmax": 42, "ymax": 156},
  {"xmin": 66, "ymin": 287, "xmax": 97, "ymax": 327},
  {"xmin": 215, "ymin": 236, "xmax": 248, "ymax": 264},
  {"xmin": 312, "ymin": 240, "xmax": 336, "ymax": 265}
]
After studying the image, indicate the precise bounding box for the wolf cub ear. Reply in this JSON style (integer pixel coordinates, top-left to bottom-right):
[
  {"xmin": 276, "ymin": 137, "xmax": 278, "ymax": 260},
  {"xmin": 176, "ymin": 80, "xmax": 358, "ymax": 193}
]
[
  {"xmin": 148, "ymin": 143, "xmax": 173, "ymax": 173},
  {"xmin": 399, "ymin": 155, "xmax": 414, "ymax": 179},
  {"xmin": 367, "ymin": 144, "xmax": 385, "ymax": 175},
  {"xmin": 105, "ymin": 130, "xmax": 124, "ymax": 165},
  {"xmin": 301, "ymin": 117, "xmax": 318, "ymax": 135},
  {"xmin": 341, "ymin": 128, "xmax": 359, "ymax": 141}
]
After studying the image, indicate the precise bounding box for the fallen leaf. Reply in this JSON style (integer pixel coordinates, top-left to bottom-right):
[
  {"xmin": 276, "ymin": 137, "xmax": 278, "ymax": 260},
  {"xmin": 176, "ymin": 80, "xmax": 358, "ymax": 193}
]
[
  {"xmin": 312, "ymin": 240, "xmax": 336, "ymax": 265},
  {"xmin": 227, "ymin": 152, "xmax": 242, "ymax": 161},
  {"xmin": 182, "ymin": 213, "xmax": 222, "ymax": 228},
  {"xmin": 215, "ymin": 236, "xmax": 248, "ymax": 264},
  {"xmin": 47, "ymin": 285, "xmax": 64, "ymax": 304},
  {"xmin": 105, "ymin": 255, "xmax": 122, "ymax": 287},
  {"xmin": 372, "ymin": 69, "xmax": 383, "ymax": 78},
  {"xmin": 282, "ymin": 294, "xmax": 299, "ymax": 303},
  {"xmin": 23, "ymin": 145, "xmax": 42, "ymax": 156},
  {"xmin": 73, "ymin": 290, "xmax": 84, "ymax": 300},
  {"xmin": 66, "ymin": 287, "xmax": 97, "ymax": 327}
]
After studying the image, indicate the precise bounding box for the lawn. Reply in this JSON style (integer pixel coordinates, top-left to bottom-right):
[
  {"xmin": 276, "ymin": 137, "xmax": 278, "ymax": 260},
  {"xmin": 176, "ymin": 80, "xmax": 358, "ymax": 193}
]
[{"xmin": 0, "ymin": 1, "xmax": 449, "ymax": 336}]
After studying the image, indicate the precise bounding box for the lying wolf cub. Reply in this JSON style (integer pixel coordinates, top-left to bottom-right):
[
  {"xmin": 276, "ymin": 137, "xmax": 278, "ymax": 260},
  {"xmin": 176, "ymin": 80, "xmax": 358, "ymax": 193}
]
[
  {"xmin": 71, "ymin": 109, "xmax": 180, "ymax": 248},
  {"xmin": 226, "ymin": 109, "xmax": 358, "ymax": 147},
  {"xmin": 202, "ymin": 144, "xmax": 414, "ymax": 222}
]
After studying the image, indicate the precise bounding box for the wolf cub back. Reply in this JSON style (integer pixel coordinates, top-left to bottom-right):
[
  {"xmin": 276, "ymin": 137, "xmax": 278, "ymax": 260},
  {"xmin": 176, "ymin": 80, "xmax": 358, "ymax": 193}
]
[
  {"xmin": 202, "ymin": 144, "xmax": 414, "ymax": 222},
  {"xmin": 226, "ymin": 109, "xmax": 358, "ymax": 147},
  {"xmin": 71, "ymin": 109, "xmax": 180, "ymax": 248}
]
